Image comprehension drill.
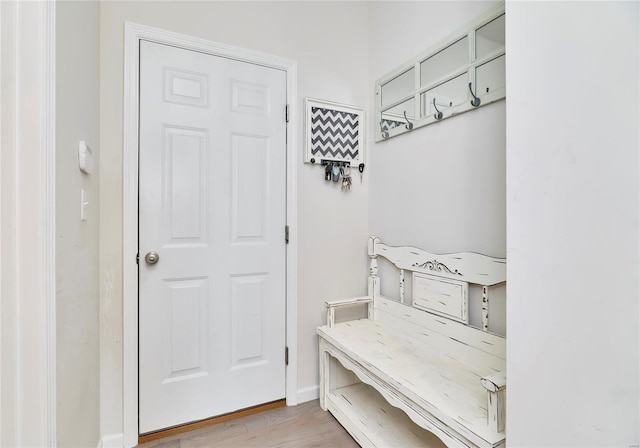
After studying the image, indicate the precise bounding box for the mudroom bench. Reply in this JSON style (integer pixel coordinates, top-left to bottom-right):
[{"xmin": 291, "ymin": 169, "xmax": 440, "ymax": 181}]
[{"xmin": 317, "ymin": 237, "xmax": 507, "ymax": 448}]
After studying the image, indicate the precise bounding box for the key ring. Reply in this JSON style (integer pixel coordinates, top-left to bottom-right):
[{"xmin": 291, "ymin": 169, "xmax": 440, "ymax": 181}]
[{"xmin": 331, "ymin": 164, "xmax": 340, "ymax": 182}]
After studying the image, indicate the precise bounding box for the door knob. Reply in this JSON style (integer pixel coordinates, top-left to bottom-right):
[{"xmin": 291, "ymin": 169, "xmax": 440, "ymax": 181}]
[{"xmin": 145, "ymin": 251, "xmax": 160, "ymax": 265}]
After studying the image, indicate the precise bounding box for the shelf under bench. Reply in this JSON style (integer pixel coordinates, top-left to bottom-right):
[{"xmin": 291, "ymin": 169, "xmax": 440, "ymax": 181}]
[{"xmin": 327, "ymin": 382, "xmax": 446, "ymax": 448}]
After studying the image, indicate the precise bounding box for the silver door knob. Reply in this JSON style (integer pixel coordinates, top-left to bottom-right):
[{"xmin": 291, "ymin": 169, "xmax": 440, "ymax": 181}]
[{"xmin": 145, "ymin": 251, "xmax": 160, "ymax": 265}]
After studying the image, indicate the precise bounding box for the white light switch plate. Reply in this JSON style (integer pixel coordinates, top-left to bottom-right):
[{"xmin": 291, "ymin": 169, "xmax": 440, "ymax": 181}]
[{"xmin": 81, "ymin": 189, "xmax": 88, "ymax": 221}]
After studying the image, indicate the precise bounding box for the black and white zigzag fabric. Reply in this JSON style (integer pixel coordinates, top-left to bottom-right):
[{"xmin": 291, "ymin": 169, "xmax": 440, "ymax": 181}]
[{"xmin": 310, "ymin": 107, "xmax": 359, "ymax": 161}]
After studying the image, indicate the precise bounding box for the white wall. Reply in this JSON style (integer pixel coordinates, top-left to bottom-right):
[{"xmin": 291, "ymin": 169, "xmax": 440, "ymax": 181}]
[
  {"xmin": 506, "ymin": 2, "xmax": 639, "ymax": 446},
  {"xmin": 369, "ymin": 0, "xmax": 504, "ymax": 255},
  {"xmin": 368, "ymin": 1, "xmax": 506, "ymax": 333},
  {"xmin": 99, "ymin": 1, "xmax": 370, "ymax": 439},
  {"xmin": 56, "ymin": 1, "xmax": 101, "ymax": 446}
]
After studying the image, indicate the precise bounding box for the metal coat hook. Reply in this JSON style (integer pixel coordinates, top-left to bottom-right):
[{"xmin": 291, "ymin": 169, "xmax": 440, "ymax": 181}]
[
  {"xmin": 468, "ymin": 82, "xmax": 481, "ymax": 107},
  {"xmin": 379, "ymin": 121, "xmax": 389, "ymax": 139},
  {"xmin": 433, "ymin": 98, "xmax": 443, "ymax": 120},
  {"xmin": 403, "ymin": 111, "xmax": 414, "ymax": 130}
]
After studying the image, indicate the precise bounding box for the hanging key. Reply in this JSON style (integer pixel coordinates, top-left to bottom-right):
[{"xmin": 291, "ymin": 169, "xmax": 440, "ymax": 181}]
[
  {"xmin": 332, "ymin": 164, "xmax": 340, "ymax": 182},
  {"xmin": 342, "ymin": 174, "xmax": 352, "ymax": 192},
  {"xmin": 342, "ymin": 165, "xmax": 352, "ymax": 192},
  {"xmin": 358, "ymin": 163, "xmax": 365, "ymax": 183}
]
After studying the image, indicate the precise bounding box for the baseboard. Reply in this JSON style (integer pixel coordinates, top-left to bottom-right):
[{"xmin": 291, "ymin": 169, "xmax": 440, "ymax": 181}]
[
  {"xmin": 100, "ymin": 433, "xmax": 124, "ymax": 448},
  {"xmin": 296, "ymin": 385, "xmax": 319, "ymax": 403}
]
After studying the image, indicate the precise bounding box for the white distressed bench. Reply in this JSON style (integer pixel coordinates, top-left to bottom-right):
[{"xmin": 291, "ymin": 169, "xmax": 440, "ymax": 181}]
[{"xmin": 317, "ymin": 236, "xmax": 507, "ymax": 448}]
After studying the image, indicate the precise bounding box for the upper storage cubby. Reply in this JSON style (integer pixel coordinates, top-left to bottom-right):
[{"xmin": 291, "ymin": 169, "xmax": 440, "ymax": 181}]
[{"xmin": 376, "ymin": 4, "xmax": 505, "ymax": 141}]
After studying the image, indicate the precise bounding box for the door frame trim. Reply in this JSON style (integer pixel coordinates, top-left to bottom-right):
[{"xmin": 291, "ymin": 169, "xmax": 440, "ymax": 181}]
[
  {"xmin": 0, "ymin": 1, "xmax": 57, "ymax": 446},
  {"xmin": 123, "ymin": 23, "xmax": 298, "ymax": 448}
]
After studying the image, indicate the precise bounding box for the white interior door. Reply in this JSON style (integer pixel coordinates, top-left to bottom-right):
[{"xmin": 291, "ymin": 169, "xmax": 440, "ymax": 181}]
[{"xmin": 138, "ymin": 40, "xmax": 287, "ymax": 434}]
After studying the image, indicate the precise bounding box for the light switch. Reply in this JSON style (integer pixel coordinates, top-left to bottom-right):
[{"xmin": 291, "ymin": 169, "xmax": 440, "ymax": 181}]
[{"xmin": 81, "ymin": 189, "xmax": 89, "ymax": 221}]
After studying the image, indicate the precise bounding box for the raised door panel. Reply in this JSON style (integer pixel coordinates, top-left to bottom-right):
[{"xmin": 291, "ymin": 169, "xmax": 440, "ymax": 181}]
[
  {"xmin": 164, "ymin": 68, "xmax": 209, "ymax": 107},
  {"xmin": 163, "ymin": 277, "xmax": 209, "ymax": 382},
  {"xmin": 231, "ymin": 134, "xmax": 269, "ymax": 244},
  {"xmin": 231, "ymin": 274, "xmax": 268, "ymax": 368},
  {"xmin": 163, "ymin": 126, "xmax": 209, "ymax": 245},
  {"xmin": 231, "ymin": 81, "xmax": 270, "ymax": 116}
]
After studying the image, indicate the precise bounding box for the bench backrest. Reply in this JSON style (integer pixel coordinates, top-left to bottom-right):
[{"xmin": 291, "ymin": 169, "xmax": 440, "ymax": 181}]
[{"xmin": 367, "ymin": 236, "xmax": 506, "ymax": 360}]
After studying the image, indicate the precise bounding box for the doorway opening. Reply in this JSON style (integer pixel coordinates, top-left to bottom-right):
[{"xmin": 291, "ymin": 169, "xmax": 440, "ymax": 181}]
[{"xmin": 122, "ymin": 23, "xmax": 299, "ymax": 448}]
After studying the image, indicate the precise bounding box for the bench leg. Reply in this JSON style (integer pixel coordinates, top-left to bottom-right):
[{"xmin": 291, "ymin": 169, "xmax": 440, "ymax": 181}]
[
  {"xmin": 487, "ymin": 389, "xmax": 505, "ymax": 433},
  {"xmin": 319, "ymin": 338, "xmax": 329, "ymax": 411}
]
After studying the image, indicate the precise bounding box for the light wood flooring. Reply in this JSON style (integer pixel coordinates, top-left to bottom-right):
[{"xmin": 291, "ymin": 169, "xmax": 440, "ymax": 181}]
[{"xmin": 137, "ymin": 400, "xmax": 359, "ymax": 448}]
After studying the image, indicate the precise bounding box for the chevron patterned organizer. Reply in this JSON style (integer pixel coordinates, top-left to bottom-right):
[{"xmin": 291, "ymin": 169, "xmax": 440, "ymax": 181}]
[
  {"xmin": 304, "ymin": 98, "xmax": 364, "ymax": 165},
  {"xmin": 310, "ymin": 106, "xmax": 359, "ymax": 161}
]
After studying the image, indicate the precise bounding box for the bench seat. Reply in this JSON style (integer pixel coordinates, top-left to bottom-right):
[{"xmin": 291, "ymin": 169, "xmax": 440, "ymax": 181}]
[{"xmin": 319, "ymin": 301, "xmax": 505, "ymax": 448}]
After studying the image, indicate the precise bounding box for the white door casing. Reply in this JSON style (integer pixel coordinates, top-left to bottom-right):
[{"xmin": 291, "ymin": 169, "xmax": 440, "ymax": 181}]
[
  {"xmin": 123, "ymin": 23, "xmax": 298, "ymax": 447},
  {"xmin": 0, "ymin": 1, "xmax": 57, "ymax": 446},
  {"xmin": 139, "ymin": 40, "xmax": 287, "ymax": 433}
]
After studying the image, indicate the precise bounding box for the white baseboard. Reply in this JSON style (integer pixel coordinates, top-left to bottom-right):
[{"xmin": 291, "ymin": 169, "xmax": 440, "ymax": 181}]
[
  {"xmin": 296, "ymin": 385, "xmax": 319, "ymax": 403},
  {"xmin": 101, "ymin": 433, "xmax": 124, "ymax": 448}
]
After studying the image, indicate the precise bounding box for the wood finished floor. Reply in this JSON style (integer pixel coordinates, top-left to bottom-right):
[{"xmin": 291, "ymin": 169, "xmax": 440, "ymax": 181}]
[{"xmin": 136, "ymin": 400, "xmax": 360, "ymax": 448}]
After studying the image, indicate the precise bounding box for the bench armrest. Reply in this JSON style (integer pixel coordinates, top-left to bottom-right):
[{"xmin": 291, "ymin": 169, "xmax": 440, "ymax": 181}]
[
  {"xmin": 480, "ymin": 371, "xmax": 506, "ymax": 392},
  {"xmin": 481, "ymin": 371, "xmax": 506, "ymax": 433},
  {"xmin": 325, "ymin": 296, "xmax": 373, "ymax": 327},
  {"xmin": 325, "ymin": 296, "xmax": 373, "ymax": 308}
]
